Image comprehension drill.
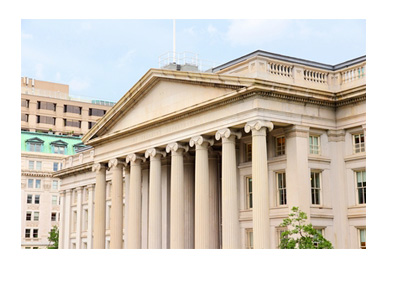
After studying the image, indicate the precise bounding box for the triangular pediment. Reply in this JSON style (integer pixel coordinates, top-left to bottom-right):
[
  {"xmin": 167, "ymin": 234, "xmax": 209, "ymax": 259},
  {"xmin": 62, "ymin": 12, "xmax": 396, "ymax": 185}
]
[{"xmin": 83, "ymin": 69, "xmax": 251, "ymax": 144}]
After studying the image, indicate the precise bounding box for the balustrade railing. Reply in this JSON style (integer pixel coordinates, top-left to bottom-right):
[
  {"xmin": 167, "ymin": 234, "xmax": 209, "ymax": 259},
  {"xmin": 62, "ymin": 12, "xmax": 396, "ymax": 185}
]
[
  {"xmin": 267, "ymin": 62, "xmax": 293, "ymax": 78},
  {"xmin": 341, "ymin": 65, "xmax": 366, "ymax": 84}
]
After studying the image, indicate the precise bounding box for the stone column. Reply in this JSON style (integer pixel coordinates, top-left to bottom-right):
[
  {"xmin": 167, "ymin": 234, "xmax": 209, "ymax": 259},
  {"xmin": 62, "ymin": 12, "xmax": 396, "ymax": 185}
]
[
  {"xmin": 76, "ymin": 186, "xmax": 83, "ymax": 248},
  {"xmin": 63, "ymin": 189, "xmax": 72, "ymax": 249},
  {"xmin": 285, "ymin": 125, "xmax": 310, "ymax": 217},
  {"xmin": 92, "ymin": 163, "xmax": 107, "ymax": 249},
  {"xmin": 215, "ymin": 128, "xmax": 241, "ymax": 249},
  {"xmin": 166, "ymin": 142, "xmax": 189, "ymax": 249},
  {"xmin": 189, "ymin": 135, "xmax": 214, "ymax": 249},
  {"xmin": 145, "ymin": 148, "xmax": 166, "ymax": 249},
  {"xmin": 184, "ymin": 154, "xmax": 195, "ymax": 249},
  {"xmin": 126, "ymin": 154, "xmax": 145, "ymax": 249},
  {"xmin": 87, "ymin": 184, "xmax": 95, "ymax": 249},
  {"xmin": 141, "ymin": 167, "xmax": 149, "ymax": 249},
  {"xmin": 108, "ymin": 158, "xmax": 125, "ymax": 249},
  {"xmin": 209, "ymin": 149, "xmax": 220, "ymax": 249},
  {"xmin": 244, "ymin": 120, "xmax": 273, "ymax": 249},
  {"xmin": 58, "ymin": 190, "xmax": 65, "ymax": 249}
]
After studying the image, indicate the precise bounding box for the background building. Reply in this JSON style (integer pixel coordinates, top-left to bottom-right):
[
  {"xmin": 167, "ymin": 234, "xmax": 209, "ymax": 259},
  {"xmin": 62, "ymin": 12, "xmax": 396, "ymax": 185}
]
[
  {"xmin": 21, "ymin": 78, "xmax": 114, "ymax": 248},
  {"xmin": 55, "ymin": 50, "xmax": 366, "ymax": 249}
]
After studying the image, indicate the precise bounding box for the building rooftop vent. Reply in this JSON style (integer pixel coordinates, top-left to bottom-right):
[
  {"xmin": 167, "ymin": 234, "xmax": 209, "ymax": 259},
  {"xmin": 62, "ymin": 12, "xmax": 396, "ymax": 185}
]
[{"xmin": 158, "ymin": 51, "xmax": 216, "ymax": 72}]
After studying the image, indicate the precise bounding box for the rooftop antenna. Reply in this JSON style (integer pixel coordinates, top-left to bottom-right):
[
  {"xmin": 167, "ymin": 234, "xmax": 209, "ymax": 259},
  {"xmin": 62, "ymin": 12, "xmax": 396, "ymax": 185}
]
[{"xmin": 173, "ymin": 19, "xmax": 176, "ymax": 63}]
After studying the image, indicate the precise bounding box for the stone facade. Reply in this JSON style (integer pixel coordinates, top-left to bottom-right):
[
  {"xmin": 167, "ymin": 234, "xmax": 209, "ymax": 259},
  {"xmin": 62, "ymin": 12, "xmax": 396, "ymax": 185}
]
[{"xmin": 55, "ymin": 50, "xmax": 366, "ymax": 249}]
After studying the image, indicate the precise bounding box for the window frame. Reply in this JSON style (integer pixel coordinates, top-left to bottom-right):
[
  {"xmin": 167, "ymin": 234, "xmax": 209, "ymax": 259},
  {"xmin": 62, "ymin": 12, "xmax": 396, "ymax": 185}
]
[
  {"xmin": 32, "ymin": 229, "xmax": 39, "ymax": 239},
  {"xmin": 25, "ymin": 229, "xmax": 31, "ymax": 238},
  {"xmin": 27, "ymin": 194, "xmax": 32, "ymax": 204},
  {"xmin": 355, "ymin": 170, "xmax": 366, "ymax": 205},
  {"xmin": 358, "ymin": 228, "xmax": 366, "ymax": 249},
  {"xmin": 245, "ymin": 177, "xmax": 253, "ymax": 209},
  {"xmin": 34, "ymin": 194, "xmax": 40, "ymax": 204},
  {"xmin": 35, "ymin": 179, "xmax": 41, "ymax": 189},
  {"xmin": 26, "ymin": 211, "xmax": 32, "ymax": 221},
  {"xmin": 310, "ymin": 171, "xmax": 322, "ymax": 205},
  {"xmin": 245, "ymin": 228, "xmax": 254, "ymax": 249},
  {"xmin": 353, "ymin": 133, "xmax": 365, "ymax": 154},
  {"xmin": 309, "ymin": 135, "xmax": 321, "ymax": 155},
  {"xmin": 276, "ymin": 172, "xmax": 287, "ymax": 206},
  {"xmin": 275, "ymin": 136, "xmax": 286, "ymax": 156},
  {"xmin": 33, "ymin": 211, "xmax": 39, "ymax": 221}
]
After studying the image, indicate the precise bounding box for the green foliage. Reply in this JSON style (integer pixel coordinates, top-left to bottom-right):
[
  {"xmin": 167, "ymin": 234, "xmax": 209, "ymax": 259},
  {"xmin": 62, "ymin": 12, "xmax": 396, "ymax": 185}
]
[
  {"xmin": 47, "ymin": 225, "xmax": 59, "ymax": 249},
  {"xmin": 279, "ymin": 207, "xmax": 333, "ymax": 249}
]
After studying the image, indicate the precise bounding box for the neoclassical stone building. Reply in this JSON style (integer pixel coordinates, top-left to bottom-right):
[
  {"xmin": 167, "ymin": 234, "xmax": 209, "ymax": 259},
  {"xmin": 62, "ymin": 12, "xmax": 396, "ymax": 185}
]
[{"xmin": 55, "ymin": 50, "xmax": 366, "ymax": 249}]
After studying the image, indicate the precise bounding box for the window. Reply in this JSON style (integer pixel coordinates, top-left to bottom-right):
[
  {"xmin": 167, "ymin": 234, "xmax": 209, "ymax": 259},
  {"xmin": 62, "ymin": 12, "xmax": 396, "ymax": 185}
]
[
  {"xmin": 52, "ymin": 180, "xmax": 58, "ymax": 190},
  {"xmin": 83, "ymin": 209, "xmax": 88, "ymax": 231},
  {"xmin": 89, "ymin": 108, "xmax": 106, "ymax": 116},
  {"xmin": 309, "ymin": 135, "xmax": 320, "ymax": 154},
  {"xmin": 21, "ymin": 114, "xmax": 29, "ymax": 122},
  {"xmin": 246, "ymin": 177, "xmax": 253, "ymax": 209},
  {"xmin": 353, "ymin": 133, "xmax": 365, "ymax": 153},
  {"xmin": 356, "ymin": 170, "xmax": 366, "ymax": 204},
  {"xmin": 27, "ymin": 194, "xmax": 32, "ymax": 204},
  {"xmin": 33, "ymin": 212, "xmax": 39, "ymax": 221},
  {"xmin": 36, "ymin": 161, "xmax": 42, "ymax": 171},
  {"xmin": 246, "ymin": 229, "xmax": 254, "ymax": 249},
  {"xmin": 310, "ymin": 172, "xmax": 321, "ymax": 205},
  {"xmin": 52, "ymin": 195, "xmax": 58, "ymax": 205},
  {"xmin": 25, "ymin": 229, "xmax": 31, "ymax": 238},
  {"xmin": 35, "ymin": 179, "xmax": 41, "ymax": 189},
  {"xmin": 21, "ymin": 99, "xmax": 29, "ymax": 108},
  {"xmin": 28, "ymin": 161, "xmax": 34, "ymax": 170},
  {"xmin": 64, "ymin": 105, "xmax": 82, "ymax": 114},
  {"xmin": 37, "ymin": 115, "xmax": 56, "ymax": 125},
  {"xmin": 26, "ymin": 138, "xmax": 44, "ymax": 152},
  {"xmin": 277, "ymin": 172, "xmax": 287, "ymax": 205},
  {"xmin": 53, "ymin": 162, "xmax": 59, "ymax": 171},
  {"xmin": 26, "ymin": 212, "xmax": 32, "ymax": 221},
  {"xmin": 313, "ymin": 228, "xmax": 324, "ymax": 248},
  {"xmin": 51, "ymin": 140, "xmax": 68, "ymax": 154},
  {"xmin": 88, "ymin": 121, "xmax": 96, "ymax": 129},
  {"xmin": 53, "ymin": 145, "xmax": 66, "ymax": 154},
  {"xmin": 51, "ymin": 212, "xmax": 57, "ymax": 221},
  {"xmin": 34, "ymin": 195, "xmax": 40, "ymax": 204},
  {"xmin": 276, "ymin": 136, "xmax": 285, "ymax": 156},
  {"xmin": 28, "ymin": 179, "xmax": 34, "ymax": 188},
  {"xmin": 73, "ymin": 143, "xmax": 87, "ymax": 153},
  {"xmin": 37, "ymin": 101, "xmax": 56, "ymax": 111},
  {"xmin": 32, "ymin": 229, "xmax": 39, "ymax": 238},
  {"xmin": 64, "ymin": 119, "xmax": 81, "ymax": 128},
  {"xmin": 277, "ymin": 228, "xmax": 288, "ymax": 248},
  {"xmin": 359, "ymin": 228, "xmax": 366, "ymax": 249},
  {"xmin": 245, "ymin": 143, "xmax": 252, "ymax": 162}
]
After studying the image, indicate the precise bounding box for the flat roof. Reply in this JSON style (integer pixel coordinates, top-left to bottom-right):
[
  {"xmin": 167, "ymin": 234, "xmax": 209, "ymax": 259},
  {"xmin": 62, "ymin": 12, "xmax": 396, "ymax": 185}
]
[{"xmin": 212, "ymin": 50, "xmax": 366, "ymax": 72}]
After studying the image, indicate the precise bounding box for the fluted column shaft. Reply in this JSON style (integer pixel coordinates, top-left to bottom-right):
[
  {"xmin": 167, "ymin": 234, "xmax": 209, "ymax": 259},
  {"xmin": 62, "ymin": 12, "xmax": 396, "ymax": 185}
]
[
  {"xmin": 146, "ymin": 148, "xmax": 166, "ymax": 249},
  {"xmin": 245, "ymin": 121, "xmax": 273, "ymax": 249},
  {"xmin": 190, "ymin": 136, "xmax": 214, "ymax": 249},
  {"xmin": 58, "ymin": 191, "xmax": 65, "ymax": 249},
  {"xmin": 216, "ymin": 128, "xmax": 241, "ymax": 249},
  {"xmin": 167, "ymin": 143, "xmax": 188, "ymax": 249},
  {"xmin": 93, "ymin": 164, "xmax": 107, "ymax": 249},
  {"xmin": 109, "ymin": 159, "xmax": 125, "ymax": 249},
  {"xmin": 126, "ymin": 154, "xmax": 145, "ymax": 249}
]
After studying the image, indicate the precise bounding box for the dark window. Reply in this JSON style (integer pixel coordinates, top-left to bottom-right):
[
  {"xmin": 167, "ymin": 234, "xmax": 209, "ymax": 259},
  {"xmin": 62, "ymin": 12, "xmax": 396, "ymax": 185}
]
[
  {"xmin": 88, "ymin": 121, "xmax": 96, "ymax": 129},
  {"xmin": 25, "ymin": 229, "xmax": 31, "ymax": 238},
  {"xmin": 37, "ymin": 101, "xmax": 56, "ymax": 111},
  {"xmin": 27, "ymin": 194, "xmax": 32, "ymax": 204},
  {"xmin": 21, "ymin": 114, "xmax": 29, "ymax": 122},
  {"xmin": 64, "ymin": 105, "xmax": 82, "ymax": 115},
  {"xmin": 21, "ymin": 99, "xmax": 29, "ymax": 108},
  {"xmin": 64, "ymin": 119, "xmax": 81, "ymax": 128},
  {"xmin": 26, "ymin": 212, "xmax": 32, "ymax": 221},
  {"xmin": 51, "ymin": 212, "xmax": 57, "ymax": 221},
  {"xmin": 89, "ymin": 108, "xmax": 106, "ymax": 117},
  {"xmin": 37, "ymin": 115, "xmax": 55, "ymax": 125},
  {"xmin": 34, "ymin": 195, "xmax": 40, "ymax": 204},
  {"xmin": 32, "ymin": 229, "xmax": 39, "ymax": 238},
  {"xmin": 53, "ymin": 162, "xmax": 58, "ymax": 171}
]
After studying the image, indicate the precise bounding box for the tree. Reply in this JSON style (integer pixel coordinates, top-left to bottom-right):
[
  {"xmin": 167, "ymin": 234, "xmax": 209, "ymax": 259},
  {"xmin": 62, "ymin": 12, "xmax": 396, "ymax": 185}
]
[
  {"xmin": 279, "ymin": 207, "xmax": 333, "ymax": 249},
  {"xmin": 47, "ymin": 225, "xmax": 59, "ymax": 249}
]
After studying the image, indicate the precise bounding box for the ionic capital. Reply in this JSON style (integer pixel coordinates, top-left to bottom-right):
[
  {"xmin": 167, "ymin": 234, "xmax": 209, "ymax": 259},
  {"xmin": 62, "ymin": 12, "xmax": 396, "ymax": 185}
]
[
  {"xmin": 189, "ymin": 135, "xmax": 214, "ymax": 148},
  {"xmin": 215, "ymin": 128, "xmax": 242, "ymax": 141},
  {"xmin": 166, "ymin": 142, "xmax": 189, "ymax": 154},
  {"xmin": 126, "ymin": 153, "xmax": 146, "ymax": 164},
  {"xmin": 108, "ymin": 158, "xmax": 126, "ymax": 169},
  {"xmin": 92, "ymin": 162, "xmax": 106, "ymax": 173},
  {"xmin": 244, "ymin": 120, "xmax": 274, "ymax": 134},
  {"xmin": 145, "ymin": 148, "xmax": 166, "ymax": 159}
]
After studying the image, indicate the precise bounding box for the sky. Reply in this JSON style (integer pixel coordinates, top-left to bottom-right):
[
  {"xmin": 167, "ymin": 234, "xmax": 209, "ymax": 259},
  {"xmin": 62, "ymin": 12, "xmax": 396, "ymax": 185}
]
[{"xmin": 21, "ymin": 19, "xmax": 366, "ymax": 102}]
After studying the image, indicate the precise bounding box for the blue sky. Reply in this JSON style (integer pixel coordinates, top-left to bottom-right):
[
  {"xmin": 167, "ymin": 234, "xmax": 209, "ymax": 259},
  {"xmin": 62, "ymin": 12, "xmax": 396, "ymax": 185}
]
[{"xmin": 21, "ymin": 19, "xmax": 366, "ymax": 102}]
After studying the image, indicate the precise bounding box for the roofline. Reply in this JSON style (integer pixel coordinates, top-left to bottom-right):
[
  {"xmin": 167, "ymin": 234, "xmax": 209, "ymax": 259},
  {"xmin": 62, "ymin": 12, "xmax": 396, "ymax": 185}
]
[{"xmin": 212, "ymin": 50, "xmax": 366, "ymax": 72}]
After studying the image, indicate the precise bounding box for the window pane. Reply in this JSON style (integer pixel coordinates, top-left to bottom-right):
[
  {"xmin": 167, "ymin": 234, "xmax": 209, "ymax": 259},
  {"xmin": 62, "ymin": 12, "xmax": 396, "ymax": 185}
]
[
  {"xmin": 35, "ymin": 179, "xmax": 41, "ymax": 188},
  {"xmin": 36, "ymin": 161, "xmax": 42, "ymax": 170},
  {"xmin": 53, "ymin": 162, "xmax": 58, "ymax": 171},
  {"xmin": 35, "ymin": 195, "xmax": 40, "ymax": 204},
  {"xmin": 28, "ymin": 179, "xmax": 33, "ymax": 188},
  {"xmin": 27, "ymin": 194, "xmax": 32, "ymax": 204},
  {"xmin": 29, "ymin": 161, "xmax": 34, "ymax": 170}
]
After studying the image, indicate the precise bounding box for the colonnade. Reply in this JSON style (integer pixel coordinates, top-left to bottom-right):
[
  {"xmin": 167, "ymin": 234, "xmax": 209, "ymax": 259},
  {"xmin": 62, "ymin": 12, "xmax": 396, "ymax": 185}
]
[{"xmin": 91, "ymin": 120, "xmax": 274, "ymax": 249}]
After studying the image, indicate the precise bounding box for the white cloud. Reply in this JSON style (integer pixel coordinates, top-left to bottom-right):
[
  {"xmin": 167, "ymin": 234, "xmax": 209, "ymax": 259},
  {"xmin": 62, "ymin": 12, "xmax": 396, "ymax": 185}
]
[
  {"xmin": 116, "ymin": 49, "xmax": 136, "ymax": 68},
  {"xmin": 226, "ymin": 19, "xmax": 292, "ymax": 46}
]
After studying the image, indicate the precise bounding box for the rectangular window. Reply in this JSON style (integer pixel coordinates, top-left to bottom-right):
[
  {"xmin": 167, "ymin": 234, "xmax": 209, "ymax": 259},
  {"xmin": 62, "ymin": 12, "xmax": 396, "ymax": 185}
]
[
  {"xmin": 28, "ymin": 179, "xmax": 34, "ymax": 189},
  {"xmin": 26, "ymin": 212, "xmax": 32, "ymax": 221},
  {"xmin": 309, "ymin": 135, "xmax": 320, "ymax": 155},
  {"xmin": 246, "ymin": 229, "xmax": 254, "ymax": 249},
  {"xmin": 277, "ymin": 172, "xmax": 287, "ymax": 205},
  {"xmin": 88, "ymin": 121, "xmax": 96, "ymax": 129},
  {"xmin": 37, "ymin": 101, "xmax": 56, "ymax": 111},
  {"xmin": 245, "ymin": 143, "xmax": 252, "ymax": 162},
  {"xmin": 51, "ymin": 212, "xmax": 57, "ymax": 222},
  {"xmin": 37, "ymin": 115, "xmax": 56, "ymax": 125},
  {"xmin": 35, "ymin": 161, "xmax": 42, "ymax": 171},
  {"xmin": 33, "ymin": 212, "xmax": 39, "ymax": 221},
  {"xmin": 353, "ymin": 134, "xmax": 365, "ymax": 153},
  {"xmin": 21, "ymin": 114, "xmax": 29, "ymax": 122},
  {"xmin": 21, "ymin": 99, "xmax": 29, "ymax": 108},
  {"xmin": 246, "ymin": 177, "xmax": 253, "ymax": 209},
  {"xmin": 313, "ymin": 228, "xmax": 324, "ymax": 247},
  {"xmin": 359, "ymin": 228, "xmax": 366, "ymax": 249},
  {"xmin": 52, "ymin": 180, "xmax": 58, "ymax": 190},
  {"xmin": 53, "ymin": 162, "xmax": 59, "ymax": 171},
  {"xmin": 89, "ymin": 108, "xmax": 106, "ymax": 117},
  {"xmin": 310, "ymin": 172, "xmax": 321, "ymax": 205},
  {"xmin": 34, "ymin": 195, "xmax": 40, "ymax": 204},
  {"xmin": 35, "ymin": 179, "xmax": 41, "ymax": 189},
  {"xmin": 64, "ymin": 105, "xmax": 82, "ymax": 114},
  {"xmin": 28, "ymin": 161, "xmax": 34, "ymax": 170},
  {"xmin": 27, "ymin": 194, "xmax": 32, "ymax": 204},
  {"xmin": 32, "ymin": 229, "xmax": 39, "ymax": 238},
  {"xmin": 277, "ymin": 228, "xmax": 288, "ymax": 248},
  {"xmin": 276, "ymin": 136, "xmax": 285, "ymax": 156},
  {"xmin": 64, "ymin": 119, "xmax": 81, "ymax": 128},
  {"xmin": 25, "ymin": 229, "xmax": 31, "ymax": 238},
  {"xmin": 52, "ymin": 195, "xmax": 58, "ymax": 205},
  {"xmin": 356, "ymin": 170, "xmax": 366, "ymax": 204},
  {"xmin": 27, "ymin": 142, "xmax": 42, "ymax": 152},
  {"xmin": 53, "ymin": 145, "xmax": 66, "ymax": 154},
  {"xmin": 83, "ymin": 209, "xmax": 88, "ymax": 231}
]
